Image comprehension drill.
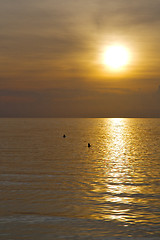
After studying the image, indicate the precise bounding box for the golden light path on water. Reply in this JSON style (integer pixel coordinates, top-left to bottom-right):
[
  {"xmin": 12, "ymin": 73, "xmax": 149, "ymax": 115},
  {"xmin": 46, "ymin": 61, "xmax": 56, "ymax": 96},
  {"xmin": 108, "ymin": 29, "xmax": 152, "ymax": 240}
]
[
  {"xmin": 89, "ymin": 118, "xmax": 151, "ymax": 224},
  {"xmin": 104, "ymin": 118, "xmax": 133, "ymax": 223}
]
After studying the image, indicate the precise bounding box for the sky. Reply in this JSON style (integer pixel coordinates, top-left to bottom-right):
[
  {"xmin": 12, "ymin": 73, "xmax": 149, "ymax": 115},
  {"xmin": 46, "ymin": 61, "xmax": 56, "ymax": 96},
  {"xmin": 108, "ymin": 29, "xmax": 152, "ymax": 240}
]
[{"xmin": 0, "ymin": 0, "xmax": 160, "ymax": 117}]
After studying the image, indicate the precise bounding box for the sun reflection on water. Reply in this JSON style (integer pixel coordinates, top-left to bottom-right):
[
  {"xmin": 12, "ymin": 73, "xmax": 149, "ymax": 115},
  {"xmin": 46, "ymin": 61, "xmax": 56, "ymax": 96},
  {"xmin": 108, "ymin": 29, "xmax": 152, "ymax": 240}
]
[
  {"xmin": 84, "ymin": 118, "xmax": 159, "ymax": 226},
  {"xmin": 103, "ymin": 119, "xmax": 131, "ymax": 222},
  {"xmin": 90, "ymin": 118, "xmax": 140, "ymax": 223}
]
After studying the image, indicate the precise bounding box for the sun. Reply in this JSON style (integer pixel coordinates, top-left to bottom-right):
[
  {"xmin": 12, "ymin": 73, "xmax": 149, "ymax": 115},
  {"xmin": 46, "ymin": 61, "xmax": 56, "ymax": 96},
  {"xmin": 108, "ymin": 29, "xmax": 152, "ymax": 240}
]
[{"xmin": 103, "ymin": 45, "xmax": 130, "ymax": 71}]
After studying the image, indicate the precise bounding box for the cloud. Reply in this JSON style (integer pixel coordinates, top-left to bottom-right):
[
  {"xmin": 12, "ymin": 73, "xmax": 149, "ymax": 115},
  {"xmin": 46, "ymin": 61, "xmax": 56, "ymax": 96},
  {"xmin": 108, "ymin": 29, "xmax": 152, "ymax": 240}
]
[
  {"xmin": 93, "ymin": 0, "xmax": 160, "ymax": 30},
  {"xmin": 156, "ymin": 85, "xmax": 160, "ymax": 98},
  {"xmin": 0, "ymin": 86, "xmax": 159, "ymax": 117},
  {"xmin": 0, "ymin": 0, "xmax": 95, "ymax": 75}
]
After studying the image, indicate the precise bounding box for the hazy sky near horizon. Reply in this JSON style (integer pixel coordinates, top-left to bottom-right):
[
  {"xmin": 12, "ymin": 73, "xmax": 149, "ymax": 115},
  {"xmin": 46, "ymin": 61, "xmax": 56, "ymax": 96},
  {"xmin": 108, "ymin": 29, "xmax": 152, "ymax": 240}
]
[{"xmin": 0, "ymin": 0, "xmax": 160, "ymax": 117}]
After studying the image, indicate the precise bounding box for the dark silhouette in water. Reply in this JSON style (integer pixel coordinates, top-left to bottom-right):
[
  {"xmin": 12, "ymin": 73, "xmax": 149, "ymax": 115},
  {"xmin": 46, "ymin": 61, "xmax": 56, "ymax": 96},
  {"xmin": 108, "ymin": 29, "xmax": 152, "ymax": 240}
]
[
  {"xmin": 63, "ymin": 134, "xmax": 66, "ymax": 138},
  {"xmin": 88, "ymin": 143, "xmax": 91, "ymax": 147}
]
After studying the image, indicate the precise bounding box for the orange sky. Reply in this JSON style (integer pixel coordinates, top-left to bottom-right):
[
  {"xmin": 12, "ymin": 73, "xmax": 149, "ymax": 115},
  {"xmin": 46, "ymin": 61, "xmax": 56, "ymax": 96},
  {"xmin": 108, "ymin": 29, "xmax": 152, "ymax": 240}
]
[{"xmin": 0, "ymin": 0, "xmax": 160, "ymax": 117}]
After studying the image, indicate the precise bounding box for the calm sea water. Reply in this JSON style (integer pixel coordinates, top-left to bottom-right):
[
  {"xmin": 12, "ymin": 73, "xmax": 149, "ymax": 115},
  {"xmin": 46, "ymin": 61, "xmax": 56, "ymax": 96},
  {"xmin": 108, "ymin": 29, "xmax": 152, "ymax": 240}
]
[{"xmin": 0, "ymin": 118, "xmax": 159, "ymax": 240}]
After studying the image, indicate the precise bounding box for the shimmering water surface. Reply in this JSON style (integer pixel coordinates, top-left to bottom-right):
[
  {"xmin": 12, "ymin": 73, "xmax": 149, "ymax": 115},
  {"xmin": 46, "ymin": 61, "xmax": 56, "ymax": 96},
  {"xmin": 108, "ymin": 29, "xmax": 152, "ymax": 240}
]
[{"xmin": 0, "ymin": 118, "xmax": 159, "ymax": 240}]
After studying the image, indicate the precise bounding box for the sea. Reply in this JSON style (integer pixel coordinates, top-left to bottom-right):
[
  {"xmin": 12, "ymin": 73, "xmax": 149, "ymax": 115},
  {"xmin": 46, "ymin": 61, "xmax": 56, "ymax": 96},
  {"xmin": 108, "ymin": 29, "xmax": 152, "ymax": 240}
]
[{"xmin": 0, "ymin": 118, "xmax": 159, "ymax": 240}]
